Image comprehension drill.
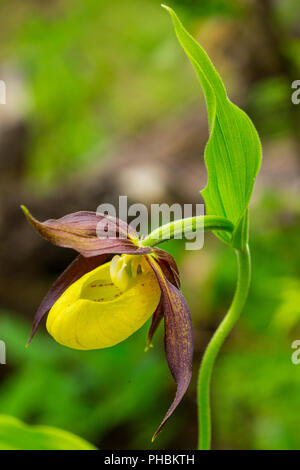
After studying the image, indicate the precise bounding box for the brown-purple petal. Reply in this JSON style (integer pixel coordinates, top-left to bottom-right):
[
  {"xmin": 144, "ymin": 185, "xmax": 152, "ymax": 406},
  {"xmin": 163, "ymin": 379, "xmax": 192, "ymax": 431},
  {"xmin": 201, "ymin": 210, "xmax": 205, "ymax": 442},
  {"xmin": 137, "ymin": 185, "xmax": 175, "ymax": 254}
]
[
  {"xmin": 26, "ymin": 253, "xmax": 110, "ymax": 345},
  {"xmin": 22, "ymin": 207, "xmax": 151, "ymax": 257},
  {"xmin": 147, "ymin": 256, "xmax": 193, "ymax": 441},
  {"xmin": 146, "ymin": 297, "xmax": 164, "ymax": 349},
  {"xmin": 154, "ymin": 248, "xmax": 181, "ymax": 288},
  {"xmin": 146, "ymin": 250, "xmax": 181, "ymax": 347}
]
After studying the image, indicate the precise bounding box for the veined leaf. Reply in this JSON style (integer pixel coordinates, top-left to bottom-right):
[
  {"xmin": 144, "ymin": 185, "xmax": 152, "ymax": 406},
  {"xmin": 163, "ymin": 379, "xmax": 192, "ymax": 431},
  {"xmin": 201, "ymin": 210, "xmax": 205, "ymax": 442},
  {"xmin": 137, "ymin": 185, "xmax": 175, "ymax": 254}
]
[
  {"xmin": 163, "ymin": 6, "xmax": 262, "ymax": 245},
  {"xmin": 0, "ymin": 415, "xmax": 96, "ymax": 450}
]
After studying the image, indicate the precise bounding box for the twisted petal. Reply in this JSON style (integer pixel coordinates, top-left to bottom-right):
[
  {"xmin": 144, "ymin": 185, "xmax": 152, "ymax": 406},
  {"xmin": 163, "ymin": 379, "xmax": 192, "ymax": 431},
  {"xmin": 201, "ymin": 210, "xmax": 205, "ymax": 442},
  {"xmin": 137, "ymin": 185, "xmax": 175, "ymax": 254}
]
[
  {"xmin": 153, "ymin": 248, "xmax": 181, "ymax": 288},
  {"xmin": 146, "ymin": 297, "xmax": 164, "ymax": 350},
  {"xmin": 146, "ymin": 249, "xmax": 181, "ymax": 347},
  {"xmin": 27, "ymin": 254, "xmax": 110, "ymax": 345},
  {"xmin": 147, "ymin": 256, "xmax": 193, "ymax": 440},
  {"xmin": 21, "ymin": 207, "xmax": 151, "ymax": 257}
]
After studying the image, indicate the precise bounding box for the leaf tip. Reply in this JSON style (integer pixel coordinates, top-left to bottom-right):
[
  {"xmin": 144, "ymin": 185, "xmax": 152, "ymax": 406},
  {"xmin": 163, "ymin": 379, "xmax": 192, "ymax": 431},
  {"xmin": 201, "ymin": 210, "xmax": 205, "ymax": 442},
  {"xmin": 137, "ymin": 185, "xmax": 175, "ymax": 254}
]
[{"xmin": 161, "ymin": 4, "xmax": 173, "ymax": 14}]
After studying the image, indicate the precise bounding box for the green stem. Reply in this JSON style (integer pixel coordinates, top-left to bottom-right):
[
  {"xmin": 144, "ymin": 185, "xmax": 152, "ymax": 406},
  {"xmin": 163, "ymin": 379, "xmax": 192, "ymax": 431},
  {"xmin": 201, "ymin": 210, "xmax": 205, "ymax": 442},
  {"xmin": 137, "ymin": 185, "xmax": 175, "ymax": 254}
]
[
  {"xmin": 197, "ymin": 244, "xmax": 251, "ymax": 450},
  {"xmin": 140, "ymin": 215, "xmax": 234, "ymax": 248}
]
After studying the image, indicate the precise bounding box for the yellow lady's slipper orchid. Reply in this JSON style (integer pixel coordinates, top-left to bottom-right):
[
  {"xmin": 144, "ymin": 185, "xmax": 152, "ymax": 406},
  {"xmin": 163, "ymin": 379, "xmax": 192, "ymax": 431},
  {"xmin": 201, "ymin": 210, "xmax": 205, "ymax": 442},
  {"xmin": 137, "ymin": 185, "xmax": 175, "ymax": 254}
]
[
  {"xmin": 47, "ymin": 256, "xmax": 161, "ymax": 350},
  {"xmin": 22, "ymin": 208, "xmax": 193, "ymax": 441}
]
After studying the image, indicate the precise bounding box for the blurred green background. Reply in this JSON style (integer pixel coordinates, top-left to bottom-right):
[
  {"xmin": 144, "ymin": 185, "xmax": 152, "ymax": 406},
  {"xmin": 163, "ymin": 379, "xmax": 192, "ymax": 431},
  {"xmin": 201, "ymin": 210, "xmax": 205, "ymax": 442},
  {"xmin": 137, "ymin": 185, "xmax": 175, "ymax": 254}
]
[{"xmin": 0, "ymin": 0, "xmax": 300, "ymax": 450}]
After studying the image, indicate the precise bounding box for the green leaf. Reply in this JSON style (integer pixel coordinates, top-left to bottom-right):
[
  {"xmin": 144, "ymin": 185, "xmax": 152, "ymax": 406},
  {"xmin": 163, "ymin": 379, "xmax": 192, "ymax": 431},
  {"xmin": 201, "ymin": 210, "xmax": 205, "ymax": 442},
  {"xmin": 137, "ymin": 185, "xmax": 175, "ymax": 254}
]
[
  {"xmin": 163, "ymin": 5, "xmax": 262, "ymax": 246},
  {"xmin": 0, "ymin": 415, "xmax": 97, "ymax": 450}
]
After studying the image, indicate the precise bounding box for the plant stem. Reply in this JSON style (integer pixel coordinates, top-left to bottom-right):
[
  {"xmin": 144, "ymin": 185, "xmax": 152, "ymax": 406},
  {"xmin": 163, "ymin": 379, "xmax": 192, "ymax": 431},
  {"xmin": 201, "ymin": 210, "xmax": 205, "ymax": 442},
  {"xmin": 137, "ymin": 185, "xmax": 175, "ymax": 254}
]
[
  {"xmin": 140, "ymin": 215, "xmax": 234, "ymax": 248},
  {"xmin": 197, "ymin": 244, "xmax": 251, "ymax": 450}
]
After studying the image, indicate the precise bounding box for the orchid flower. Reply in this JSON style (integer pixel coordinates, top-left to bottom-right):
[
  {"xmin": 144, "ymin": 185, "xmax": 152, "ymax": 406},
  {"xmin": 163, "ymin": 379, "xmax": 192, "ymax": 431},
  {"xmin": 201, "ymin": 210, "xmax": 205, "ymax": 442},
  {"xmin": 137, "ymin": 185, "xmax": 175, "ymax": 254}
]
[
  {"xmin": 22, "ymin": 206, "xmax": 193, "ymax": 440},
  {"xmin": 20, "ymin": 3, "xmax": 263, "ymax": 448}
]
